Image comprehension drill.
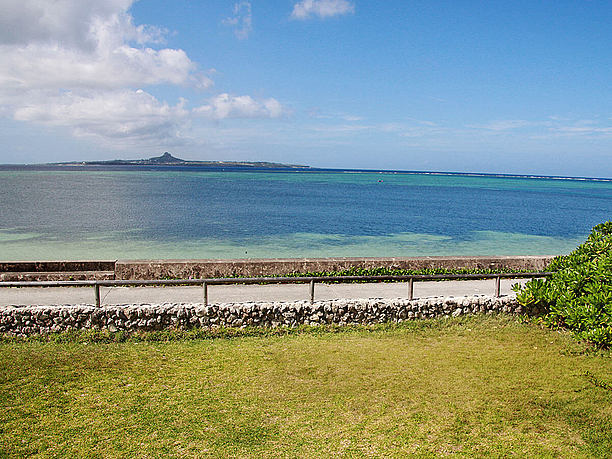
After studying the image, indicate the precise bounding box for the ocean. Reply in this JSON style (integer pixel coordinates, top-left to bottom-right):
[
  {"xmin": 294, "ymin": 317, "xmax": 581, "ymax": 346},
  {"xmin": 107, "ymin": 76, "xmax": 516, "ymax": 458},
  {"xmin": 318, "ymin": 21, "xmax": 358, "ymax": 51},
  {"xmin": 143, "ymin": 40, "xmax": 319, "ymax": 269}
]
[{"xmin": 1, "ymin": 166, "xmax": 611, "ymax": 261}]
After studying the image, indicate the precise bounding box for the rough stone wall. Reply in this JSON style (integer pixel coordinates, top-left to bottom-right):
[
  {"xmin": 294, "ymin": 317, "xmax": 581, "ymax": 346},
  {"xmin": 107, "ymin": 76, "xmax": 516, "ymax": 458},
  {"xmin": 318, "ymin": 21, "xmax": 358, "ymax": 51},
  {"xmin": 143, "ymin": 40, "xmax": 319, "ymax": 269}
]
[{"xmin": 0, "ymin": 296, "xmax": 529, "ymax": 336}]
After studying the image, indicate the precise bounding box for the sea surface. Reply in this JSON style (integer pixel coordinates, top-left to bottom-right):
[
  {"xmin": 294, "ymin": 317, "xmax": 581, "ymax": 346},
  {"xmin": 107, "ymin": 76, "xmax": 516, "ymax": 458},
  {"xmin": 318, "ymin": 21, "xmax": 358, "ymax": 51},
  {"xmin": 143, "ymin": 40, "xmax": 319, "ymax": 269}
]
[{"xmin": 1, "ymin": 166, "xmax": 611, "ymax": 261}]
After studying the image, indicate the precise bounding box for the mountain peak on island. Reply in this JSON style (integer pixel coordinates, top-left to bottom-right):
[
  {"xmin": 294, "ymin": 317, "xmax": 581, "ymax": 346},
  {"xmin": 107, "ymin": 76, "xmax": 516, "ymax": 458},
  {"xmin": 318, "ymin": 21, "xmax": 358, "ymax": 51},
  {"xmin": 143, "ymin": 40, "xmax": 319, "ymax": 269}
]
[{"xmin": 148, "ymin": 152, "xmax": 185, "ymax": 164}]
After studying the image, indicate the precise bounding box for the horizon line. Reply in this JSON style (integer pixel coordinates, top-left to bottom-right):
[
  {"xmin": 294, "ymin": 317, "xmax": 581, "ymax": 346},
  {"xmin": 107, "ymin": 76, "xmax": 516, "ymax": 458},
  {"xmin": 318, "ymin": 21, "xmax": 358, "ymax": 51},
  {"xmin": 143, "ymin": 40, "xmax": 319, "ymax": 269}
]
[{"xmin": 1, "ymin": 161, "xmax": 611, "ymax": 182}]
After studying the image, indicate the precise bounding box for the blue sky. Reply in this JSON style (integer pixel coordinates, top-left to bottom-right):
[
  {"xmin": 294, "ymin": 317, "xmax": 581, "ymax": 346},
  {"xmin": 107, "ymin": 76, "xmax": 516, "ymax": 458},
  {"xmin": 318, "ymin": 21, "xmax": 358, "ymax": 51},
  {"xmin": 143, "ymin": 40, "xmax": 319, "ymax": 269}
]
[{"xmin": 2, "ymin": 0, "xmax": 612, "ymax": 176}]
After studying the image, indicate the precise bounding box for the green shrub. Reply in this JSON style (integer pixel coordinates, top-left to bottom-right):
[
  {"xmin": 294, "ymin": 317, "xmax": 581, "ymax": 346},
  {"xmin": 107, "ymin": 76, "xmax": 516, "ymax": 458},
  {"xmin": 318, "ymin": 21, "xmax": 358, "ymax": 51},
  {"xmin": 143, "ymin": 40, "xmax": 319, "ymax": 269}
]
[
  {"xmin": 514, "ymin": 221, "xmax": 612, "ymax": 348},
  {"xmin": 285, "ymin": 266, "xmax": 534, "ymax": 282}
]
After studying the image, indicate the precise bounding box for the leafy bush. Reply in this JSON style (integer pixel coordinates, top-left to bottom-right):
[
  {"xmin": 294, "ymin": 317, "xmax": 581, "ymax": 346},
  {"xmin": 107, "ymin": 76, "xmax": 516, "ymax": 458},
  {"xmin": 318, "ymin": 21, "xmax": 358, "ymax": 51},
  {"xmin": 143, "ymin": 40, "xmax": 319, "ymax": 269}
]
[
  {"xmin": 285, "ymin": 266, "xmax": 534, "ymax": 282},
  {"xmin": 514, "ymin": 221, "xmax": 612, "ymax": 348}
]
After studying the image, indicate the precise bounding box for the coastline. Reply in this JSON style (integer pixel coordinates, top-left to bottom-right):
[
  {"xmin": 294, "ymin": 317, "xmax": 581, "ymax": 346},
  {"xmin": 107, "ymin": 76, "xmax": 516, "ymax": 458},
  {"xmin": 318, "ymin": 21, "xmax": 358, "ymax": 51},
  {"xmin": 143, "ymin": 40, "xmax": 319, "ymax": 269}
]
[{"xmin": 2, "ymin": 162, "xmax": 611, "ymax": 182}]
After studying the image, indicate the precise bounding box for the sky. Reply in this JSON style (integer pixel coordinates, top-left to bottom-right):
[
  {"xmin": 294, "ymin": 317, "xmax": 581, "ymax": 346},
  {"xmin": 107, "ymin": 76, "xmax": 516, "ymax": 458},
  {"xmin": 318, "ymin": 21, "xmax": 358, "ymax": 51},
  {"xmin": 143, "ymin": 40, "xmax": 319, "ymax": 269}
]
[{"xmin": 2, "ymin": 0, "xmax": 612, "ymax": 176}]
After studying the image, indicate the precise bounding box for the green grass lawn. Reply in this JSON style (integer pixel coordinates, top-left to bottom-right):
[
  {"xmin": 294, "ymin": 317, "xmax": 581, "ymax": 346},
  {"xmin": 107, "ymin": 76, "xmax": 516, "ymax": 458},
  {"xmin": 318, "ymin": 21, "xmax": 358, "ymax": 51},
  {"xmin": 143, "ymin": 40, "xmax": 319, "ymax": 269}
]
[{"xmin": 1, "ymin": 315, "xmax": 611, "ymax": 458}]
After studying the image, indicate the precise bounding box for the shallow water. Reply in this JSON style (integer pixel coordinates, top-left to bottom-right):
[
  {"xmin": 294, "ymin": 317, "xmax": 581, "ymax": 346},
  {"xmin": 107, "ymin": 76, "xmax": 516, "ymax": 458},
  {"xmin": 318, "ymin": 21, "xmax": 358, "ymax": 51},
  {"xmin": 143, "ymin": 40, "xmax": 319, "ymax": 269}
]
[{"xmin": 1, "ymin": 167, "xmax": 610, "ymax": 260}]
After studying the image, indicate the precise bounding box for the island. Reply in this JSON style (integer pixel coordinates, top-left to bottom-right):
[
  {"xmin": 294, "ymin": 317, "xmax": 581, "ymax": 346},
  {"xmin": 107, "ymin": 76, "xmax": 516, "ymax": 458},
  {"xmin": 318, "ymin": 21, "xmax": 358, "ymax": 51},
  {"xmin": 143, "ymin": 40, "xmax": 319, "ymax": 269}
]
[{"xmin": 50, "ymin": 152, "xmax": 310, "ymax": 169}]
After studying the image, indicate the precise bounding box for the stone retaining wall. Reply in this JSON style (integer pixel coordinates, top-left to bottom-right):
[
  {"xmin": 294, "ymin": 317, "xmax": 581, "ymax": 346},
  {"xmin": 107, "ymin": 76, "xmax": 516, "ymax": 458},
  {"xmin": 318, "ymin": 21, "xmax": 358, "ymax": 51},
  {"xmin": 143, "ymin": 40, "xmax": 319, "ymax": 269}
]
[
  {"xmin": 0, "ymin": 295, "xmax": 530, "ymax": 336},
  {"xmin": 115, "ymin": 256, "xmax": 554, "ymax": 280},
  {"xmin": 0, "ymin": 261, "xmax": 116, "ymax": 273},
  {"xmin": 0, "ymin": 256, "xmax": 554, "ymax": 282}
]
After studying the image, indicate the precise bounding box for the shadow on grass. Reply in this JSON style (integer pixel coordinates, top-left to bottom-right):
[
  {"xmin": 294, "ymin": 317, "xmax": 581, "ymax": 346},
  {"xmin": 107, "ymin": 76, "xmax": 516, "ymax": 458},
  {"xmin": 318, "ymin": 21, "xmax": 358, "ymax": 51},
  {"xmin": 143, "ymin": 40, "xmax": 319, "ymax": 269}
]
[{"xmin": 1, "ymin": 313, "xmax": 526, "ymax": 344}]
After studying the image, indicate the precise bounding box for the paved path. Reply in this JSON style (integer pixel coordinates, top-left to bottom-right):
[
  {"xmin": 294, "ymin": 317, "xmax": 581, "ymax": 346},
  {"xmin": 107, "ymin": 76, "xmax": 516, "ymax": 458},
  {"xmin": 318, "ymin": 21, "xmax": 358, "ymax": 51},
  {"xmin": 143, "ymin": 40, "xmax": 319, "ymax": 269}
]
[{"xmin": 0, "ymin": 279, "xmax": 528, "ymax": 306}]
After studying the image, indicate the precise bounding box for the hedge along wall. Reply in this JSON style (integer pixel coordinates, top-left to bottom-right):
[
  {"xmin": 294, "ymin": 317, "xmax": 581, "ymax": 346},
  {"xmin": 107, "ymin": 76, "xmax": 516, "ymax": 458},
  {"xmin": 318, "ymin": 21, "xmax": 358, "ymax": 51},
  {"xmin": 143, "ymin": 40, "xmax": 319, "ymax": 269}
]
[
  {"xmin": 0, "ymin": 295, "xmax": 537, "ymax": 336},
  {"xmin": 114, "ymin": 256, "xmax": 554, "ymax": 280}
]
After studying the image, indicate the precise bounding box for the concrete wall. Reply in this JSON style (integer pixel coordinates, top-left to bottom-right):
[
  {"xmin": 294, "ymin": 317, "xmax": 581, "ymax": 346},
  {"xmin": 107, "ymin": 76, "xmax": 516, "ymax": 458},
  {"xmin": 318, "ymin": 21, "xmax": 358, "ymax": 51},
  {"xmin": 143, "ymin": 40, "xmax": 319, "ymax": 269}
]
[
  {"xmin": 0, "ymin": 261, "xmax": 116, "ymax": 282},
  {"xmin": 0, "ymin": 295, "xmax": 534, "ymax": 336},
  {"xmin": 114, "ymin": 256, "xmax": 554, "ymax": 280},
  {"xmin": 0, "ymin": 261, "xmax": 115, "ymax": 272},
  {"xmin": 0, "ymin": 256, "xmax": 555, "ymax": 282}
]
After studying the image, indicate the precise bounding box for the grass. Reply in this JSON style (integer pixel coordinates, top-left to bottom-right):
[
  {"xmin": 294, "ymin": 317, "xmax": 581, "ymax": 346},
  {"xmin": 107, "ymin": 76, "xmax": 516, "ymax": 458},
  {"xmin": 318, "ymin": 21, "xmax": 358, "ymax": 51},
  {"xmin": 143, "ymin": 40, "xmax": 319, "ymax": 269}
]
[{"xmin": 1, "ymin": 315, "xmax": 611, "ymax": 457}]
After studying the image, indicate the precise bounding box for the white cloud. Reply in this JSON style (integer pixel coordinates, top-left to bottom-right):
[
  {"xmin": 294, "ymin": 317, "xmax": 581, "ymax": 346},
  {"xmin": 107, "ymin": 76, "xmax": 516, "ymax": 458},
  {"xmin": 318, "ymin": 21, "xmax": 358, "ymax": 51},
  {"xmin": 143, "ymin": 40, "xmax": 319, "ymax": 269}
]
[
  {"xmin": 223, "ymin": 1, "xmax": 253, "ymax": 40},
  {"xmin": 0, "ymin": 3, "xmax": 197, "ymax": 87},
  {"xmin": 195, "ymin": 93, "xmax": 284, "ymax": 120},
  {"xmin": 544, "ymin": 119, "xmax": 612, "ymax": 138},
  {"xmin": 341, "ymin": 114, "xmax": 363, "ymax": 121},
  {"xmin": 13, "ymin": 89, "xmax": 190, "ymax": 145},
  {"xmin": 468, "ymin": 120, "xmax": 533, "ymax": 131},
  {"xmin": 307, "ymin": 109, "xmax": 363, "ymax": 121},
  {"xmin": 0, "ymin": 0, "xmax": 284, "ymax": 150},
  {"xmin": 0, "ymin": 44, "xmax": 209, "ymax": 92},
  {"xmin": 291, "ymin": 0, "xmax": 355, "ymax": 20},
  {"xmin": 466, "ymin": 117, "xmax": 612, "ymax": 140},
  {"xmin": 0, "ymin": 0, "xmax": 136, "ymax": 48},
  {"xmin": 0, "ymin": 0, "xmax": 211, "ymax": 92}
]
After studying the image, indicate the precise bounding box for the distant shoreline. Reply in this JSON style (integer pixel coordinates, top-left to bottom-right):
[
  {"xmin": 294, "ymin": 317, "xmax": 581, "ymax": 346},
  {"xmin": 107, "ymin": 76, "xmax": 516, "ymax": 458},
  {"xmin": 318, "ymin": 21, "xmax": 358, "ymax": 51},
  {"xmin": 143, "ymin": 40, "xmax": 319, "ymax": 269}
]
[
  {"xmin": 46, "ymin": 152, "xmax": 309, "ymax": 170},
  {"xmin": 1, "ymin": 152, "xmax": 611, "ymax": 181},
  {"xmin": 1, "ymin": 163, "xmax": 611, "ymax": 182}
]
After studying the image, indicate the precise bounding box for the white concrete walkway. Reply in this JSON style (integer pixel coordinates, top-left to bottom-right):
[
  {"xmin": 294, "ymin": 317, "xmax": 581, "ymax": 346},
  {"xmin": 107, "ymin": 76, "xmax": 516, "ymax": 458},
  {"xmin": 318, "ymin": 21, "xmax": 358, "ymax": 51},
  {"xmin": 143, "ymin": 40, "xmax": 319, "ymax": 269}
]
[{"xmin": 0, "ymin": 278, "xmax": 529, "ymax": 306}]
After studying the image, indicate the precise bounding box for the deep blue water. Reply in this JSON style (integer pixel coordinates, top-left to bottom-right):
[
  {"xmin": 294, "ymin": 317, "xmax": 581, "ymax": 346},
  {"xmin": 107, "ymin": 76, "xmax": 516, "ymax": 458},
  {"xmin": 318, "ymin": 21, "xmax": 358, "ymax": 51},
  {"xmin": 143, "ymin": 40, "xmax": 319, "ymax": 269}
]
[{"xmin": 1, "ymin": 166, "xmax": 611, "ymax": 260}]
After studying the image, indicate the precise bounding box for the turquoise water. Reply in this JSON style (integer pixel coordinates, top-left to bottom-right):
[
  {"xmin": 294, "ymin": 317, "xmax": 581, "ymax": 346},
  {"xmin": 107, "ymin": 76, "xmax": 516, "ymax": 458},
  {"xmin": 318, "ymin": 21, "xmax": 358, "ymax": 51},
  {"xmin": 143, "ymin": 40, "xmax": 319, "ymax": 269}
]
[{"xmin": 0, "ymin": 167, "xmax": 610, "ymax": 260}]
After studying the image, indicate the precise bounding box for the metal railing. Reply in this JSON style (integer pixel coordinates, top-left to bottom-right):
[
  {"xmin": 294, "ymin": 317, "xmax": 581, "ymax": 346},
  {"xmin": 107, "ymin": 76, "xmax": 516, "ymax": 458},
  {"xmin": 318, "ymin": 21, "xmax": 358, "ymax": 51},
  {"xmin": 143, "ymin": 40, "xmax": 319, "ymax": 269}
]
[{"xmin": 0, "ymin": 272, "xmax": 552, "ymax": 307}]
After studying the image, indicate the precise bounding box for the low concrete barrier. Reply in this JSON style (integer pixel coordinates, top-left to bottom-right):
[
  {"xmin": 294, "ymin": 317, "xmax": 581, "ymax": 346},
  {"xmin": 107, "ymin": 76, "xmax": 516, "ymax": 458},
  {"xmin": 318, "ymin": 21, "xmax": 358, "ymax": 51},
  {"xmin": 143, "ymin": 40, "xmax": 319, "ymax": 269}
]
[
  {"xmin": 0, "ymin": 261, "xmax": 116, "ymax": 273},
  {"xmin": 115, "ymin": 256, "xmax": 554, "ymax": 280},
  {"xmin": 0, "ymin": 256, "xmax": 555, "ymax": 282},
  {"xmin": 0, "ymin": 261, "xmax": 116, "ymax": 282},
  {"xmin": 0, "ymin": 295, "xmax": 534, "ymax": 336}
]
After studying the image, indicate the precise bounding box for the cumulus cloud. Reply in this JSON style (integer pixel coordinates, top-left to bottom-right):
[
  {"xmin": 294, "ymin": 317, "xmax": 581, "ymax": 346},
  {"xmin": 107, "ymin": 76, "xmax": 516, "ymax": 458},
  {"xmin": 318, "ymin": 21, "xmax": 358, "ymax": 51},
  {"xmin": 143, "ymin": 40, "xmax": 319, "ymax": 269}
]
[
  {"xmin": 13, "ymin": 89, "xmax": 189, "ymax": 145},
  {"xmin": 0, "ymin": 0, "xmax": 138, "ymax": 48},
  {"xmin": 223, "ymin": 1, "xmax": 253, "ymax": 40},
  {"xmin": 291, "ymin": 0, "xmax": 355, "ymax": 20},
  {"xmin": 0, "ymin": 45, "xmax": 208, "ymax": 92},
  {"xmin": 0, "ymin": 0, "xmax": 207, "ymax": 90},
  {"xmin": 194, "ymin": 94, "xmax": 284, "ymax": 120},
  {"xmin": 0, "ymin": 0, "xmax": 283, "ymax": 149}
]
